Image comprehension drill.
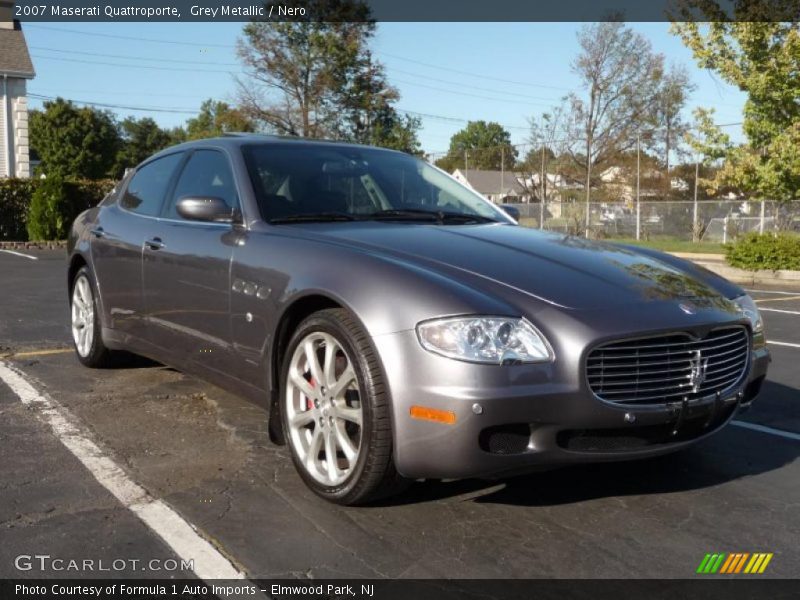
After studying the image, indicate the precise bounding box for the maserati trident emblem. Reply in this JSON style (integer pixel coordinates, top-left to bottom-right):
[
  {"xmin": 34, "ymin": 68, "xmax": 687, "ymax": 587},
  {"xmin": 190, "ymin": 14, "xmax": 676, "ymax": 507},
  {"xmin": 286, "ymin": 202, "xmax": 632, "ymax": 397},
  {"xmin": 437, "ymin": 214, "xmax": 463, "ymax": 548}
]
[{"xmin": 689, "ymin": 350, "xmax": 709, "ymax": 393}]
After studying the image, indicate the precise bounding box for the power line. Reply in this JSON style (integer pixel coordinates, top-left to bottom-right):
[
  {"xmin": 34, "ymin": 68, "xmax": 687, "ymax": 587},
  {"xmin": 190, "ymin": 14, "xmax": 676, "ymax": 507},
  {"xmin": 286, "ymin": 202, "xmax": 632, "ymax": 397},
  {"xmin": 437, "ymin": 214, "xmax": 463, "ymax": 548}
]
[
  {"xmin": 388, "ymin": 66, "xmax": 562, "ymax": 103},
  {"xmin": 30, "ymin": 45, "xmax": 240, "ymax": 67},
  {"xmin": 392, "ymin": 77, "xmax": 554, "ymax": 107},
  {"xmin": 378, "ymin": 51, "xmax": 572, "ymax": 91},
  {"xmin": 27, "ymin": 23, "xmax": 570, "ymax": 93},
  {"xmin": 31, "ymin": 87, "xmax": 209, "ymax": 99},
  {"xmin": 398, "ymin": 108, "xmax": 529, "ymax": 131},
  {"xmin": 31, "ymin": 46, "xmax": 562, "ymax": 106},
  {"xmin": 31, "ymin": 54, "xmax": 241, "ymax": 74},
  {"xmin": 29, "ymin": 93, "xmax": 201, "ymax": 115},
  {"xmin": 26, "ymin": 24, "xmax": 237, "ymax": 48}
]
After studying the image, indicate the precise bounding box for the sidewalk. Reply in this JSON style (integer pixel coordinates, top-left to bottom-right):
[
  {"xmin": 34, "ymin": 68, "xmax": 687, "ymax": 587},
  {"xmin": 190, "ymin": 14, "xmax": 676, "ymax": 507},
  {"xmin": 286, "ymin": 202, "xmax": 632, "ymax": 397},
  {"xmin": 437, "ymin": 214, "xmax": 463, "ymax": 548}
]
[{"xmin": 671, "ymin": 252, "xmax": 800, "ymax": 289}]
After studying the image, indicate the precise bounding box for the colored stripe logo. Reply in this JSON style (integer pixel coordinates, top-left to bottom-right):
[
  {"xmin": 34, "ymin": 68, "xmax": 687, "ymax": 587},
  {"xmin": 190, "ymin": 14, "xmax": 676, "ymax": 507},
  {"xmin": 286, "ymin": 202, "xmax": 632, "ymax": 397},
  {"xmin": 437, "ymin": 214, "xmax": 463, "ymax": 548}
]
[{"xmin": 697, "ymin": 553, "xmax": 773, "ymax": 574}]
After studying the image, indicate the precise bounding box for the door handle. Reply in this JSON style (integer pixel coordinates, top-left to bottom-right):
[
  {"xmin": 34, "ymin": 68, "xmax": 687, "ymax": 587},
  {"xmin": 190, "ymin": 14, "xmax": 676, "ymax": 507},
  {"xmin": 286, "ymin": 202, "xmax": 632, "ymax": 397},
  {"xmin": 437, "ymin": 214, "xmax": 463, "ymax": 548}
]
[
  {"xmin": 145, "ymin": 237, "xmax": 165, "ymax": 251},
  {"xmin": 90, "ymin": 227, "xmax": 105, "ymax": 238}
]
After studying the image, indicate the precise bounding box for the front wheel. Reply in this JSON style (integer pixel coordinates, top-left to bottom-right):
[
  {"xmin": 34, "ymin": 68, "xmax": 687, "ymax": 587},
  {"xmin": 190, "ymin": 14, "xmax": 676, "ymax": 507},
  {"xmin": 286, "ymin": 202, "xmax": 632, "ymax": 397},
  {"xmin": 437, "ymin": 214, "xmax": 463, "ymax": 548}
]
[
  {"xmin": 71, "ymin": 266, "xmax": 113, "ymax": 368},
  {"xmin": 280, "ymin": 308, "xmax": 407, "ymax": 505}
]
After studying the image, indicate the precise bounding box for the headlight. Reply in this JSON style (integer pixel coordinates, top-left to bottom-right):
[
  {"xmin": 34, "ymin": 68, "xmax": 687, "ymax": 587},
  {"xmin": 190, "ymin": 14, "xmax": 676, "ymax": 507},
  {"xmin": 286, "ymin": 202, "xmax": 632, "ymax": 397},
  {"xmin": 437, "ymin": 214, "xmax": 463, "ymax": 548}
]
[
  {"xmin": 416, "ymin": 316, "xmax": 553, "ymax": 364},
  {"xmin": 734, "ymin": 294, "xmax": 764, "ymax": 333}
]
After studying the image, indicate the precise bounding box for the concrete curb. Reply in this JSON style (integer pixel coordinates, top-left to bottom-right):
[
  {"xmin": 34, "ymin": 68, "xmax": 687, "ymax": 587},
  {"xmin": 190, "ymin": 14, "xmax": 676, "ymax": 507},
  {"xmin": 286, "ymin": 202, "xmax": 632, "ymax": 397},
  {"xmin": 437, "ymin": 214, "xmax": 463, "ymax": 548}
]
[{"xmin": 670, "ymin": 252, "xmax": 800, "ymax": 288}]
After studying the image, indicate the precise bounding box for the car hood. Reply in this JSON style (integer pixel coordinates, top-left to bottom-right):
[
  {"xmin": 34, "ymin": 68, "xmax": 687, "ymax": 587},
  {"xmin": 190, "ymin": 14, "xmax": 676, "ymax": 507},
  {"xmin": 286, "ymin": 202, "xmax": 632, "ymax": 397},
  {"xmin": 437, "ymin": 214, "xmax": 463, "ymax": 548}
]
[{"xmin": 298, "ymin": 223, "xmax": 735, "ymax": 311}]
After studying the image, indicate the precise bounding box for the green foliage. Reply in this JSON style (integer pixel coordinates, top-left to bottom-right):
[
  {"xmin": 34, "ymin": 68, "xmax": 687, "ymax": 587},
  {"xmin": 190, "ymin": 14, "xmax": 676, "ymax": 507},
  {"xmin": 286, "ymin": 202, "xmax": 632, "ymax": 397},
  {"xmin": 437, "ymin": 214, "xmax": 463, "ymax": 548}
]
[
  {"xmin": 185, "ymin": 99, "xmax": 255, "ymax": 140},
  {"xmin": 0, "ymin": 178, "xmax": 35, "ymax": 241},
  {"xmin": 673, "ymin": 19, "xmax": 800, "ymax": 201},
  {"xmin": 27, "ymin": 176, "xmax": 71, "ymax": 241},
  {"xmin": 29, "ymin": 98, "xmax": 121, "ymax": 179},
  {"xmin": 0, "ymin": 178, "xmax": 115, "ymax": 242},
  {"xmin": 237, "ymin": 1, "xmax": 375, "ymax": 138},
  {"xmin": 436, "ymin": 121, "xmax": 517, "ymax": 172},
  {"xmin": 113, "ymin": 117, "xmax": 174, "ymax": 177},
  {"xmin": 725, "ymin": 232, "xmax": 800, "ymax": 271}
]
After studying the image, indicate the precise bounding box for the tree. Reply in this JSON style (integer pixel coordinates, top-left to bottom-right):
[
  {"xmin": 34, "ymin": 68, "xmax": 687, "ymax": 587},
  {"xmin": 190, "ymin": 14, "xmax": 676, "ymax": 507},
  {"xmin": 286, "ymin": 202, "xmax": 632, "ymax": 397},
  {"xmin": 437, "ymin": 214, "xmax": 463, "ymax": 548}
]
[
  {"xmin": 651, "ymin": 64, "xmax": 695, "ymax": 196},
  {"xmin": 29, "ymin": 98, "xmax": 120, "ymax": 179},
  {"xmin": 672, "ymin": 16, "xmax": 800, "ymax": 201},
  {"xmin": 334, "ymin": 50, "xmax": 422, "ymax": 153},
  {"xmin": 236, "ymin": 0, "xmax": 373, "ymax": 138},
  {"xmin": 524, "ymin": 106, "xmax": 567, "ymax": 201},
  {"xmin": 185, "ymin": 99, "xmax": 255, "ymax": 140},
  {"xmin": 560, "ymin": 22, "xmax": 665, "ymax": 212},
  {"xmin": 435, "ymin": 121, "xmax": 517, "ymax": 172},
  {"xmin": 113, "ymin": 117, "xmax": 173, "ymax": 177}
]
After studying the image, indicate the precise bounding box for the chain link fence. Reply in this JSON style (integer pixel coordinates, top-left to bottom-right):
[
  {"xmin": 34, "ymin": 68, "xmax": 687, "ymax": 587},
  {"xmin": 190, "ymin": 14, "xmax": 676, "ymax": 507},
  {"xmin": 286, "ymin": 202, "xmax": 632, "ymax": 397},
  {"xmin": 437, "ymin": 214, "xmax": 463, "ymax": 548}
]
[{"xmin": 503, "ymin": 200, "xmax": 800, "ymax": 242}]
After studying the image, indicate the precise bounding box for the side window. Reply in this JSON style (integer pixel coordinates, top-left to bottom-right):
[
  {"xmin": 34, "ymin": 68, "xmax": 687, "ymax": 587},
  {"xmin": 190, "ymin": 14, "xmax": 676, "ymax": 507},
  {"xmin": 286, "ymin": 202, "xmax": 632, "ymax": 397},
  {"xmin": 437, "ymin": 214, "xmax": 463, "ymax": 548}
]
[
  {"xmin": 166, "ymin": 150, "xmax": 239, "ymax": 220},
  {"xmin": 120, "ymin": 153, "xmax": 184, "ymax": 216}
]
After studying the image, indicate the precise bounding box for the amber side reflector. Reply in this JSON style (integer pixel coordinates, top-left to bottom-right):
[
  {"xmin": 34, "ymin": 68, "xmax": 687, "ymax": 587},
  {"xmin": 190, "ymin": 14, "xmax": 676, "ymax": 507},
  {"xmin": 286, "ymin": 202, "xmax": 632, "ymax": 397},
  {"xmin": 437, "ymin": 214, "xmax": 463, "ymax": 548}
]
[{"xmin": 409, "ymin": 405, "xmax": 457, "ymax": 425}]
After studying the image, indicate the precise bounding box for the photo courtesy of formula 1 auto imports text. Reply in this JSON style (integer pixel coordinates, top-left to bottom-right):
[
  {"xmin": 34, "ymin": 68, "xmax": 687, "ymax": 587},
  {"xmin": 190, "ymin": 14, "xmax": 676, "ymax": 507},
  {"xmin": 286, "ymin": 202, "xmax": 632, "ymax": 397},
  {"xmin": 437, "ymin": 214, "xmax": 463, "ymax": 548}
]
[{"xmin": 0, "ymin": 0, "xmax": 799, "ymax": 599}]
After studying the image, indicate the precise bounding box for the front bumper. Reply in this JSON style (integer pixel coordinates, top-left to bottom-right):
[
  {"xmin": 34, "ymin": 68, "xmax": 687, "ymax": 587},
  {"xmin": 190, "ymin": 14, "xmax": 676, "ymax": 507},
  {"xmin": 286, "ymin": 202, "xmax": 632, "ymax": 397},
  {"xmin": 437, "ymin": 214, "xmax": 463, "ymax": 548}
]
[{"xmin": 373, "ymin": 329, "xmax": 770, "ymax": 480}]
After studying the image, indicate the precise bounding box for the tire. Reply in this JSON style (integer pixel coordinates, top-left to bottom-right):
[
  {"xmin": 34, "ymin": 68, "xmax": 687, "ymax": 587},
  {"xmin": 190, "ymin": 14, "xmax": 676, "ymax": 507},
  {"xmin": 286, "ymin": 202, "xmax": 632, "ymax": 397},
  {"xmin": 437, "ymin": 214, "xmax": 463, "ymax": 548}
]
[
  {"xmin": 280, "ymin": 308, "xmax": 408, "ymax": 505},
  {"xmin": 70, "ymin": 266, "xmax": 114, "ymax": 368}
]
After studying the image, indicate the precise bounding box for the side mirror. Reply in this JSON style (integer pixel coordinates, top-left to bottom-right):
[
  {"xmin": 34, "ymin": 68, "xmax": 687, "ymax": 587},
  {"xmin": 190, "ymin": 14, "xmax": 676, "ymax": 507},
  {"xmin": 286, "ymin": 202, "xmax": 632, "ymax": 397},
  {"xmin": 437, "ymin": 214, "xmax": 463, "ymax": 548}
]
[
  {"xmin": 176, "ymin": 197, "xmax": 236, "ymax": 223},
  {"xmin": 500, "ymin": 205, "xmax": 520, "ymax": 221}
]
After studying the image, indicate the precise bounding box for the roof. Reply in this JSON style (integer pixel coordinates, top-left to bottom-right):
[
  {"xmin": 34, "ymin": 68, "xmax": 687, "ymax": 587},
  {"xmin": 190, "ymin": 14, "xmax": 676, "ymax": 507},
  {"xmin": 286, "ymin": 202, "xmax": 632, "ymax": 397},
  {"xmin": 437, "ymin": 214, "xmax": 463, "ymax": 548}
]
[
  {"xmin": 146, "ymin": 134, "xmax": 406, "ymax": 166},
  {"xmin": 454, "ymin": 169, "xmax": 525, "ymax": 195},
  {"xmin": 0, "ymin": 22, "xmax": 35, "ymax": 79}
]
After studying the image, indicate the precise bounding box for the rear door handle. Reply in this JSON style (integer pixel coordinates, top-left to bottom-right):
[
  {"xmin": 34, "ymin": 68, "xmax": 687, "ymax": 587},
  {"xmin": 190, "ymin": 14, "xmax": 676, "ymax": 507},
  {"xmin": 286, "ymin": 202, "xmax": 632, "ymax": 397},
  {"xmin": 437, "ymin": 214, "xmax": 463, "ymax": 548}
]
[
  {"xmin": 90, "ymin": 227, "xmax": 105, "ymax": 238},
  {"xmin": 145, "ymin": 237, "xmax": 165, "ymax": 251}
]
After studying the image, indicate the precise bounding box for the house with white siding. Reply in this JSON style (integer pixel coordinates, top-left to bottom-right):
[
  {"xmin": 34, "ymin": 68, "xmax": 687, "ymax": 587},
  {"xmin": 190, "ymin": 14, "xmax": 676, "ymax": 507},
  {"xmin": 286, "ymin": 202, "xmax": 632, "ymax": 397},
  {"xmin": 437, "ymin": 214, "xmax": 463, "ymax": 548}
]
[{"xmin": 0, "ymin": 0, "xmax": 35, "ymax": 178}]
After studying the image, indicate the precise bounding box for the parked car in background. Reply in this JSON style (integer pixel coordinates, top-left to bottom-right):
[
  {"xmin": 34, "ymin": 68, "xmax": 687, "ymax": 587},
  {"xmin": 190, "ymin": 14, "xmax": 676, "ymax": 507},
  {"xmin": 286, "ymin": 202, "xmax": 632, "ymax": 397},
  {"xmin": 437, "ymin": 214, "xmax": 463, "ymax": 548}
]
[{"xmin": 68, "ymin": 135, "xmax": 769, "ymax": 504}]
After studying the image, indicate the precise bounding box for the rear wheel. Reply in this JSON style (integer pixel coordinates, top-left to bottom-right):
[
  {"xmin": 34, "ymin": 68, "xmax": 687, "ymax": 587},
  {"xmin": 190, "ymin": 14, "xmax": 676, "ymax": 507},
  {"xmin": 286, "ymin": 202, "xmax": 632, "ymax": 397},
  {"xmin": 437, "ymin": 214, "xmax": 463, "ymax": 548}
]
[
  {"xmin": 71, "ymin": 266, "xmax": 113, "ymax": 368},
  {"xmin": 280, "ymin": 308, "xmax": 407, "ymax": 505}
]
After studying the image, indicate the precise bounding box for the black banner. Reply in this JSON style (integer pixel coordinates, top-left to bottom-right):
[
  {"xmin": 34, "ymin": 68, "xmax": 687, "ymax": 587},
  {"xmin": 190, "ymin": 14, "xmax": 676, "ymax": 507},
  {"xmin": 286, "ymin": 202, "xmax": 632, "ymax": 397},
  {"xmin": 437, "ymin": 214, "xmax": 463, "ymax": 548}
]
[
  {"xmin": 8, "ymin": 0, "xmax": 800, "ymax": 23},
  {"xmin": 2, "ymin": 579, "xmax": 800, "ymax": 600}
]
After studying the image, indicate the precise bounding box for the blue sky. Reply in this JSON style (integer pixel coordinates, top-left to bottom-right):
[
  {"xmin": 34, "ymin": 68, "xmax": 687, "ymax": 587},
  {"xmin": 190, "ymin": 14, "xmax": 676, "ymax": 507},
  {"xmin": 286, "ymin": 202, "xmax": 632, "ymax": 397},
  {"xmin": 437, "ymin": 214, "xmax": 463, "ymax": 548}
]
[{"xmin": 25, "ymin": 21, "xmax": 748, "ymax": 156}]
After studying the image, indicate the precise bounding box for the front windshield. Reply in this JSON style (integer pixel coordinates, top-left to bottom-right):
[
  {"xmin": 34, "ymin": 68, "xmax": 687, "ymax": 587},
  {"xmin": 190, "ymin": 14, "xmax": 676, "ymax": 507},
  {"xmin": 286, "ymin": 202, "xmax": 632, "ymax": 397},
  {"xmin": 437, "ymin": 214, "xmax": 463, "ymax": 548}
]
[{"xmin": 242, "ymin": 143, "xmax": 511, "ymax": 224}]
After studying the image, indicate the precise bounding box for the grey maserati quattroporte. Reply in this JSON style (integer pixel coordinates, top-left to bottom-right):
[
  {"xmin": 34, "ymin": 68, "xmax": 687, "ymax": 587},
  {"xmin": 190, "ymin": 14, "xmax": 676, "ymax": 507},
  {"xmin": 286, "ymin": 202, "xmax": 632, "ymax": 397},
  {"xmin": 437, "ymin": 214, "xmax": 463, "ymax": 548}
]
[{"xmin": 68, "ymin": 135, "xmax": 769, "ymax": 504}]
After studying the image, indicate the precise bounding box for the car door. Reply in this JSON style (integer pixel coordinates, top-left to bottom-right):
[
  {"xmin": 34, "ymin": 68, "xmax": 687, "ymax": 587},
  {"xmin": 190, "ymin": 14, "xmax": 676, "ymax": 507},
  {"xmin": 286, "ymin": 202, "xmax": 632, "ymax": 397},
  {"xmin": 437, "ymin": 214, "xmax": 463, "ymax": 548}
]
[
  {"xmin": 142, "ymin": 148, "xmax": 243, "ymax": 374},
  {"xmin": 90, "ymin": 153, "xmax": 184, "ymax": 343}
]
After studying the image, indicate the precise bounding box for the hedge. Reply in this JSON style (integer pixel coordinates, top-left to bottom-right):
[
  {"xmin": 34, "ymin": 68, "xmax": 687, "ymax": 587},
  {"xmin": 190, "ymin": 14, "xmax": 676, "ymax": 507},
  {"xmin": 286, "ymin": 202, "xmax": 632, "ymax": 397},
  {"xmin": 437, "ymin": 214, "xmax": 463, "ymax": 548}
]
[
  {"xmin": 0, "ymin": 177, "xmax": 115, "ymax": 241},
  {"xmin": 725, "ymin": 232, "xmax": 800, "ymax": 272}
]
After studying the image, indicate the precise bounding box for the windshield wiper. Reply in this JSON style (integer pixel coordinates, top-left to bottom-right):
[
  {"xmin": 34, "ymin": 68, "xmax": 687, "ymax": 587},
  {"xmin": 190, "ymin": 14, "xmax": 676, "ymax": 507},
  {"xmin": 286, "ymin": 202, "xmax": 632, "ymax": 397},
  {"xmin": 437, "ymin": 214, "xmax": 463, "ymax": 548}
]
[
  {"xmin": 367, "ymin": 209, "xmax": 498, "ymax": 224},
  {"xmin": 269, "ymin": 212, "xmax": 358, "ymax": 224}
]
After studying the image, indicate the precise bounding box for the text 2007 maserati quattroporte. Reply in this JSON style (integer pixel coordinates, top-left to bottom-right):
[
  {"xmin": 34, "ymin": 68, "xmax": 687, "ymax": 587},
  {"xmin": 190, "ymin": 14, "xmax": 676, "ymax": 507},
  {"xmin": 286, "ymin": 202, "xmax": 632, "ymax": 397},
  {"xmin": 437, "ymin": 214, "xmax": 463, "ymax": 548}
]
[{"xmin": 68, "ymin": 135, "xmax": 769, "ymax": 504}]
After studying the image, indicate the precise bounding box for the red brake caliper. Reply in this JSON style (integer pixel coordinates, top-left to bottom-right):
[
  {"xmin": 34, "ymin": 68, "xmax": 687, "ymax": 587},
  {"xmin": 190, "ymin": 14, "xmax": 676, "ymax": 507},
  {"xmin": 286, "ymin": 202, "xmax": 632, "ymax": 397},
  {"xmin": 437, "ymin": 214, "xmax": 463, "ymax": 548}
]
[{"xmin": 306, "ymin": 377, "xmax": 316, "ymax": 410}]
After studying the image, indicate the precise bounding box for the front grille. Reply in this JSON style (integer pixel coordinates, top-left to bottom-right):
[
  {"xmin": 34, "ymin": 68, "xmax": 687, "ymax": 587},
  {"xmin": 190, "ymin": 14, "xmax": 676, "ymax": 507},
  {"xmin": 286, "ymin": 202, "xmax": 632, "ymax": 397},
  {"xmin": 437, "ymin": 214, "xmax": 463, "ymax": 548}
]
[{"xmin": 587, "ymin": 326, "xmax": 750, "ymax": 405}]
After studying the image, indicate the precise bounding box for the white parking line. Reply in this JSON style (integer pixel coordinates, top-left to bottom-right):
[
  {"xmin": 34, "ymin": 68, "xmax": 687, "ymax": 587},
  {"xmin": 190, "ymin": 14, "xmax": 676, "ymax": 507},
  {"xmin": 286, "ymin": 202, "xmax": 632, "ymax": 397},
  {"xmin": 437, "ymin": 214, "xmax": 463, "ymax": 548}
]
[
  {"xmin": 745, "ymin": 289, "xmax": 800, "ymax": 295},
  {"xmin": 0, "ymin": 249, "xmax": 37, "ymax": 260},
  {"xmin": 768, "ymin": 340, "xmax": 800, "ymax": 349},
  {"xmin": 0, "ymin": 361, "xmax": 246, "ymax": 581},
  {"xmin": 732, "ymin": 420, "xmax": 800, "ymax": 442},
  {"xmin": 760, "ymin": 308, "xmax": 800, "ymax": 316}
]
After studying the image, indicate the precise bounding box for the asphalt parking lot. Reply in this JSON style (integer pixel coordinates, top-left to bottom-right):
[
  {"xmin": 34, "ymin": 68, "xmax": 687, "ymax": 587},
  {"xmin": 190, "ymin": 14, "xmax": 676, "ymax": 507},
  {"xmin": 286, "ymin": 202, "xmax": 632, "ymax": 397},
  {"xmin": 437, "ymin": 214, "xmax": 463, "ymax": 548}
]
[{"xmin": 1, "ymin": 248, "xmax": 799, "ymax": 580}]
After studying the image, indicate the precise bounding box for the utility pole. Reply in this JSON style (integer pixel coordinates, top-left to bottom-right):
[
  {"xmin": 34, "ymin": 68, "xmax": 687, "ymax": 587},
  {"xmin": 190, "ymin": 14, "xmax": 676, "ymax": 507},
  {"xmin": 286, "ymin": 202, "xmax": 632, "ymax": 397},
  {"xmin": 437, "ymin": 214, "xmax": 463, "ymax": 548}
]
[
  {"xmin": 540, "ymin": 145, "xmax": 546, "ymax": 229},
  {"xmin": 500, "ymin": 147, "xmax": 505, "ymax": 200},
  {"xmin": 635, "ymin": 134, "xmax": 641, "ymax": 241},
  {"xmin": 760, "ymin": 200, "xmax": 766, "ymax": 234},
  {"xmin": 693, "ymin": 160, "xmax": 699, "ymax": 242},
  {"xmin": 464, "ymin": 149, "xmax": 468, "ymax": 174}
]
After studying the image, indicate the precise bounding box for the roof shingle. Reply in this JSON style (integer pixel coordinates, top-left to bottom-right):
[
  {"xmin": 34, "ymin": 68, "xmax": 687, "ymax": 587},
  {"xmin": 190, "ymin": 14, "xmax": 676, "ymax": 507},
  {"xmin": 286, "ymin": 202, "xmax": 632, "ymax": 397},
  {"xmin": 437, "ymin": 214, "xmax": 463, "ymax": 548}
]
[{"xmin": 0, "ymin": 23, "xmax": 35, "ymax": 78}]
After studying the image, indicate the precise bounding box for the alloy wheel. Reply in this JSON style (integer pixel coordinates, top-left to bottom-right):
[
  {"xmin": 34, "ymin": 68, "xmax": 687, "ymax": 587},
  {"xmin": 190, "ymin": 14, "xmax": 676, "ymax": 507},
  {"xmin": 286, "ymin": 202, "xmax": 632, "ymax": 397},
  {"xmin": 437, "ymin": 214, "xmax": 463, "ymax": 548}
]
[
  {"xmin": 285, "ymin": 332, "xmax": 363, "ymax": 486},
  {"xmin": 71, "ymin": 274, "xmax": 95, "ymax": 358}
]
